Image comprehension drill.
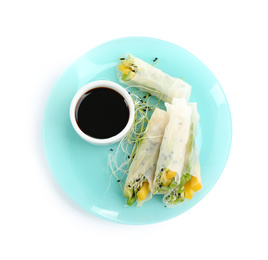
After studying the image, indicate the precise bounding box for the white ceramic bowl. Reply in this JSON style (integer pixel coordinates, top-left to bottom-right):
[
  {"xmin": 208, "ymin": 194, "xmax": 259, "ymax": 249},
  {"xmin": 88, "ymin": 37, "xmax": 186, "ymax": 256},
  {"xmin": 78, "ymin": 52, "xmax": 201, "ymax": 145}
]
[{"xmin": 70, "ymin": 80, "xmax": 135, "ymax": 145}]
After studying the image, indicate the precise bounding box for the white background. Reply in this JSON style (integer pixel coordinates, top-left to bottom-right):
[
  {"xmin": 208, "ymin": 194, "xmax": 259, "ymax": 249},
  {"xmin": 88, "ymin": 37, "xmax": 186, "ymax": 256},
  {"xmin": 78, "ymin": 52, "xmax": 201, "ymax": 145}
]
[{"xmin": 1, "ymin": 0, "xmax": 267, "ymax": 259}]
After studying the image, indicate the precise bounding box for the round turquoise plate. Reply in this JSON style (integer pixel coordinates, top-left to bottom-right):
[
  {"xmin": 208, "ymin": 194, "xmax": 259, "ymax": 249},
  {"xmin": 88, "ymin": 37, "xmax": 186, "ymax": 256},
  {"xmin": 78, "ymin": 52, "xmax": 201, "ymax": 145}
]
[{"xmin": 42, "ymin": 37, "xmax": 232, "ymax": 225}]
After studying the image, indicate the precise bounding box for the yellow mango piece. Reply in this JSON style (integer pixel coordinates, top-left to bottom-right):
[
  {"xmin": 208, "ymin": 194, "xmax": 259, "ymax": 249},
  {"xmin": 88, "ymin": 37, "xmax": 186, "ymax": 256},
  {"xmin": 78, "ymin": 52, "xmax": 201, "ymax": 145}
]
[
  {"xmin": 161, "ymin": 173, "xmax": 171, "ymax": 187},
  {"xmin": 190, "ymin": 176, "xmax": 202, "ymax": 192},
  {"xmin": 190, "ymin": 176, "xmax": 199, "ymax": 185},
  {"xmin": 122, "ymin": 68, "xmax": 131, "ymax": 75},
  {"xmin": 161, "ymin": 170, "xmax": 176, "ymax": 186},
  {"xmin": 166, "ymin": 170, "xmax": 176, "ymax": 179},
  {"xmin": 184, "ymin": 181, "xmax": 194, "ymax": 200},
  {"xmin": 192, "ymin": 182, "xmax": 202, "ymax": 192},
  {"xmin": 118, "ymin": 63, "xmax": 131, "ymax": 75},
  {"xmin": 137, "ymin": 181, "xmax": 149, "ymax": 201},
  {"xmin": 163, "ymin": 178, "xmax": 172, "ymax": 187},
  {"xmin": 118, "ymin": 63, "xmax": 128, "ymax": 72}
]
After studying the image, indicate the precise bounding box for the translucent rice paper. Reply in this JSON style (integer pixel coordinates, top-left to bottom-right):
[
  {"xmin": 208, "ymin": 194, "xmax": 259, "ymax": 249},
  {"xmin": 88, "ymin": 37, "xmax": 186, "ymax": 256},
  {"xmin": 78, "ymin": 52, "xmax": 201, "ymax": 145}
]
[
  {"xmin": 163, "ymin": 103, "xmax": 201, "ymax": 207},
  {"xmin": 118, "ymin": 54, "xmax": 192, "ymax": 103},
  {"xmin": 190, "ymin": 148, "xmax": 201, "ymax": 182},
  {"xmin": 153, "ymin": 98, "xmax": 192, "ymax": 194},
  {"xmin": 181, "ymin": 102, "xmax": 200, "ymax": 174},
  {"xmin": 124, "ymin": 108, "xmax": 168, "ymax": 205}
]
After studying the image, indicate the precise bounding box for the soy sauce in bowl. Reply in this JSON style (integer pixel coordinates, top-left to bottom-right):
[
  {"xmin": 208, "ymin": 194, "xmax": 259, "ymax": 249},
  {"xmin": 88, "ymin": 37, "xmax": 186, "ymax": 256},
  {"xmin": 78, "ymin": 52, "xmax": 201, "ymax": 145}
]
[
  {"xmin": 75, "ymin": 88, "xmax": 129, "ymax": 139},
  {"xmin": 70, "ymin": 80, "xmax": 135, "ymax": 145}
]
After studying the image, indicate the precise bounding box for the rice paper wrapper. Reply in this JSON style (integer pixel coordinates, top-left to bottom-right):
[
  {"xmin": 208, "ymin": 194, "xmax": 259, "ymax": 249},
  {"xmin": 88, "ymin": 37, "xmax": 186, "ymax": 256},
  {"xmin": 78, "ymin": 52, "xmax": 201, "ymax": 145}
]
[
  {"xmin": 118, "ymin": 54, "xmax": 191, "ymax": 103},
  {"xmin": 163, "ymin": 103, "xmax": 201, "ymax": 207},
  {"xmin": 190, "ymin": 148, "xmax": 201, "ymax": 182},
  {"xmin": 153, "ymin": 98, "xmax": 192, "ymax": 193},
  {"xmin": 124, "ymin": 108, "xmax": 168, "ymax": 206},
  {"xmin": 181, "ymin": 102, "xmax": 200, "ymax": 174},
  {"xmin": 187, "ymin": 104, "xmax": 201, "ymax": 183}
]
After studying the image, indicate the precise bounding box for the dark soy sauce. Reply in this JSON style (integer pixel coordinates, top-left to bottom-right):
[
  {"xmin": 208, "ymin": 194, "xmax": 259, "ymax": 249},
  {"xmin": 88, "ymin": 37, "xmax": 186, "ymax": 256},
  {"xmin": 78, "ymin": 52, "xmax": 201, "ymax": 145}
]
[{"xmin": 75, "ymin": 87, "xmax": 129, "ymax": 139}]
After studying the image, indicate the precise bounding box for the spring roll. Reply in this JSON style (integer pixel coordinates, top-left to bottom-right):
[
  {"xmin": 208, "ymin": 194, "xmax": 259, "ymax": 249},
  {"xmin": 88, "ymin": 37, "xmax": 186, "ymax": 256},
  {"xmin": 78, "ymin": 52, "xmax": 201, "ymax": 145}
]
[
  {"xmin": 124, "ymin": 108, "xmax": 168, "ymax": 206},
  {"xmin": 152, "ymin": 98, "xmax": 192, "ymax": 195},
  {"xmin": 117, "ymin": 54, "xmax": 191, "ymax": 103},
  {"xmin": 163, "ymin": 103, "xmax": 202, "ymax": 207}
]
